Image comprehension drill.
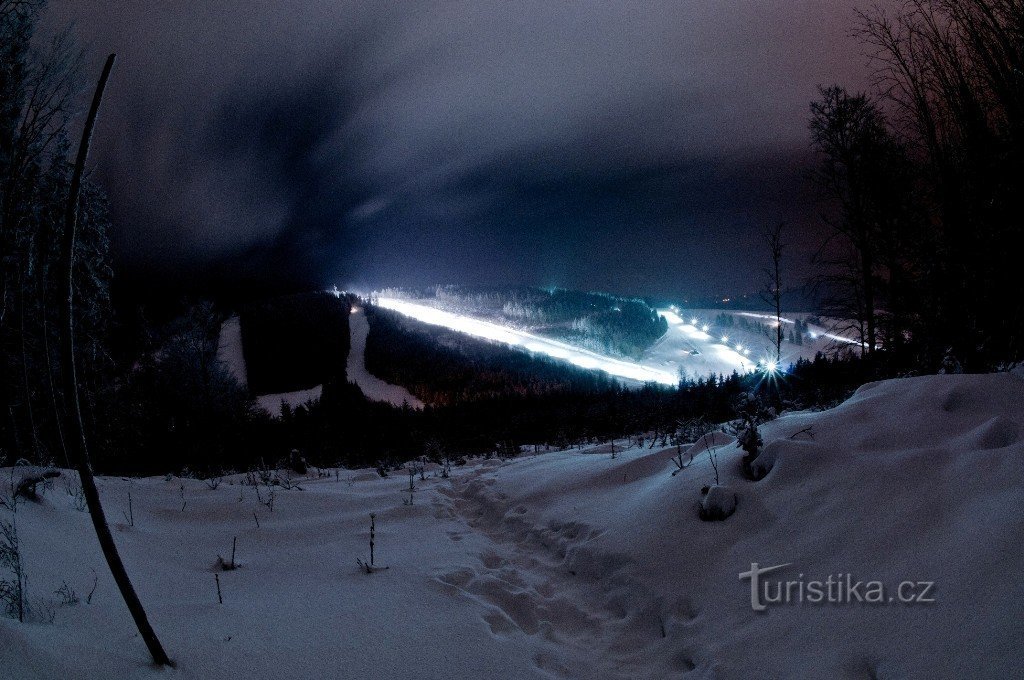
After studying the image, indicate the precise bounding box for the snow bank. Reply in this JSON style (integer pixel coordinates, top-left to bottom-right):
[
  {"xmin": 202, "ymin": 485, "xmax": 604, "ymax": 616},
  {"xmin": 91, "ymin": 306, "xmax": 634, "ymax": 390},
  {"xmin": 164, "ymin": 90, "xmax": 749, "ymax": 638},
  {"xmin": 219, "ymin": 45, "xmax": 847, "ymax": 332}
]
[{"xmin": 3, "ymin": 373, "xmax": 1023, "ymax": 678}]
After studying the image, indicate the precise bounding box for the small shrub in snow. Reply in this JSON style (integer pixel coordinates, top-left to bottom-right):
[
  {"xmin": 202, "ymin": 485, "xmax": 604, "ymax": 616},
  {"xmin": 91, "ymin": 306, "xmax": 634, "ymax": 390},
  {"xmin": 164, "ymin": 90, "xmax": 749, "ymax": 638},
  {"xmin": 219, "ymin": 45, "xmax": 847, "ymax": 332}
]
[
  {"xmin": 287, "ymin": 449, "xmax": 308, "ymax": 475},
  {"xmin": 699, "ymin": 485, "xmax": 738, "ymax": 521},
  {"xmin": 216, "ymin": 537, "xmax": 239, "ymax": 571},
  {"xmin": 14, "ymin": 469, "xmax": 61, "ymax": 501},
  {"xmin": 670, "ymin": 418, "xmax": 713, "ymax": 475},
  {"xmin": 357, "ymin": 513, "xmax": 388, "ymax": 574},
  {"xmin": 0, "ymin": 516, "xmax": 25, "ymax": 621},
  {"xmin": 705, "ymin": 436, "xmax": 721, "ymax": 486},
  {"xmin": 1, "ymin": 463, "xmax": 27, "ymax": 621},
  {"xmin": 55, "ymin": 581, "xmax": 79, "ymax": 607},
  {"xmin": 122, "ymin": 489, "xmax": 134, "ymax": 527},
  {"xmin": 63, "ymin": 476, "xmax": 87, "ymax": 512},
  {"xmin": 736, "ymin": 421, "xmax": 763, "ymax": 480},
  {"xmin": 729, "ymin": 393, "xmax": 771, "ymax": 480}
]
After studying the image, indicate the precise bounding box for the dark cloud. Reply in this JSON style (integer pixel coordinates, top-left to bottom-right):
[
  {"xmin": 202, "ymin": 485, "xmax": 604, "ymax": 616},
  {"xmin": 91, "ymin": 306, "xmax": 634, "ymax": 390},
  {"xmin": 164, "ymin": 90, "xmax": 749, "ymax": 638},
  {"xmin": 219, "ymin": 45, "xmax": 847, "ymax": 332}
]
[{"xmin": 48, "ymin": 0, "xmax": 876, "ymax": 300}]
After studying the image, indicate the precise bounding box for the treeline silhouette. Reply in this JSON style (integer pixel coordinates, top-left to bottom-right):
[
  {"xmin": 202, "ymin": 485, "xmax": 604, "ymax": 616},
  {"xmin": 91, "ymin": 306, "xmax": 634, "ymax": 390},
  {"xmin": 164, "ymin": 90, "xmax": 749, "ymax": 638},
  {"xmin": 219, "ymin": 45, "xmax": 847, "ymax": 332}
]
[
  {"xmin": 808, "ymin": 1, "xmax": 1024, "ymax": 369},
  {"xmin": 239, "ymin": 292, "xmax": 348, "ymax": 395}
]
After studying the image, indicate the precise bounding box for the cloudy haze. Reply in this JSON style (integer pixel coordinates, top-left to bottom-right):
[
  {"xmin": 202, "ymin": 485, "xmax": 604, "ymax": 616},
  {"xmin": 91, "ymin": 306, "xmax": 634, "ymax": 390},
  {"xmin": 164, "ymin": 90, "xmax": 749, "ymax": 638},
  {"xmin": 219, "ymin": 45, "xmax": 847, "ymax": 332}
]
[{"xmin": 50, "ymin": 0, "xmax": 875, "ymax": 300}]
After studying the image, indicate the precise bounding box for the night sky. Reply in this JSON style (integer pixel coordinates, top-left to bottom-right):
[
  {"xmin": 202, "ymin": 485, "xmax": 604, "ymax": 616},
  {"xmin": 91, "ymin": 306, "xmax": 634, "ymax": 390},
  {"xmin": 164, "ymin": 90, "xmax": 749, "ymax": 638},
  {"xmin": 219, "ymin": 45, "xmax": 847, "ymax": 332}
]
[{"xmin": 50, "ymin": 1, "xmax": 875, "ymax": 301}]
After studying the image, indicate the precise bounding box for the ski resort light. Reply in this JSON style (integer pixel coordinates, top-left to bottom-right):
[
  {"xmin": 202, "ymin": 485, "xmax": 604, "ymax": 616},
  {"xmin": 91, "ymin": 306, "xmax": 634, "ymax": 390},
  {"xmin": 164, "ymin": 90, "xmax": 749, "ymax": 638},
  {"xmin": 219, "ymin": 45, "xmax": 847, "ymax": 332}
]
[
  {"xmin": 763, "ymin": 360, "xmax": 779, "ymax": 374},
  {"xmin": 376, "ymin": 298, "xmax": 679, "ymax": 386},
  {"xmin": 691, "ymin": 317, "xmax": 699, "ymax": 325},
  {"xmin": 721, "ymin": 335, "xmax": 729, "ymax": 343},
  {"xmin": 701, "ymin": 324, "xmax": 709, "ymax": 332},
  {"xmin": 743, "ymin": 349, "xmax": 750, "ymax": 355},
  {"xmin": 735, "ymin": 344, "xmax": 743, "ymax": 351}
]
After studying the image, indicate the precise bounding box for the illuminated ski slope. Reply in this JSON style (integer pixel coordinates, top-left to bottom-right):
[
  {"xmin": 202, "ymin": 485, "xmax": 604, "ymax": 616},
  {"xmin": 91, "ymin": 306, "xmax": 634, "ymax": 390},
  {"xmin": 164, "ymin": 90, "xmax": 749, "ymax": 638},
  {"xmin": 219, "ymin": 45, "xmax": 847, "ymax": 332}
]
[
  {"xmin": 373, "ymin": 297, "xmax": 862, "ymax": 386},
  {"xmin": 376, "ymin": 297, "xmax": 681, "ymax": 385}
]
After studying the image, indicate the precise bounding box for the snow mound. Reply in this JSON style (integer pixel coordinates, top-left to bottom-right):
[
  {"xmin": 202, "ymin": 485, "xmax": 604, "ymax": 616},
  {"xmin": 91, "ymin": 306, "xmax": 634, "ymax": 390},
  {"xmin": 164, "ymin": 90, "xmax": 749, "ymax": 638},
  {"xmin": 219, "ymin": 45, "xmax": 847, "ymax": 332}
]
[{"xmin": 699, "ymin": 484, "xmax": 737, "ymax": 520}]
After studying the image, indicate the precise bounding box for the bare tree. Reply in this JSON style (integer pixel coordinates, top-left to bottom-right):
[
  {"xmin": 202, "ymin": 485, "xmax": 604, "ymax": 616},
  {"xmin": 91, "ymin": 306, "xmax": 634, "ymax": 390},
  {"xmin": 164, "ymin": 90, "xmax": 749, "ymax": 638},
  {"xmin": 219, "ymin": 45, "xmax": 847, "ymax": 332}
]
[
  {"xmin": 857, "ymin": 0, "xmax": 1024, "ymax": 365},
  {"xmin": 809, "ymin": 86, "xmax": 905, "ymax": 356},
  {"xmin": 761, "ymin": 222, "xmax": 785, "ymax": 365},
  {"xmin": 59, "ymin": 54, "xmax": 172, "ymax": 667}
]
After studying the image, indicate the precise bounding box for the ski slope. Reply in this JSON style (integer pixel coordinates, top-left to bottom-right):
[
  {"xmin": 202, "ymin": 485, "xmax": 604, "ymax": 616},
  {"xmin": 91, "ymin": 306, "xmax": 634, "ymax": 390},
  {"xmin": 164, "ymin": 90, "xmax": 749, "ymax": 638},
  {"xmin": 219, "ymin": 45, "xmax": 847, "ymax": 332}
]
[
  {"xmin": 376, "ymin": 297, "xmax": 680, "ymax": 385},
  {"xmin": 347, "ymin": 306, "xmax": 424, "ymax": 409},
  {"xmin": 217, "ymin": 310, "xmax": 422, "ymax": 415},
  {"xmin": 375, "ymin": 298, "xmax": 857, "ymax": 384}
]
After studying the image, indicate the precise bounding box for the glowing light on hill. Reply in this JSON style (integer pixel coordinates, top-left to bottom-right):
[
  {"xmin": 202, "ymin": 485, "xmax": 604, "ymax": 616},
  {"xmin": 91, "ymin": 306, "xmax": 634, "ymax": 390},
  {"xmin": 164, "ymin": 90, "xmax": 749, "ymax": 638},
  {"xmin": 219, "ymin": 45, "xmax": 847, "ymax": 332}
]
[{"xmin": 376, "ymin": 298, "xmax": 680, "ymax": 386}]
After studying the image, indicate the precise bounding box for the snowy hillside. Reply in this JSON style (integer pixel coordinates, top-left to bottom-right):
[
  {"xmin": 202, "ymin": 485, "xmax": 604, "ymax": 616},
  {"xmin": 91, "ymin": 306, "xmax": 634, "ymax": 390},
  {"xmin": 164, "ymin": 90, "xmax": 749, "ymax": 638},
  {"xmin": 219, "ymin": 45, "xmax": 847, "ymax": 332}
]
[
  {"xmin": 376, "ymin": 297, "xmax": 860, "ymax": 385},
  {"xmin": 3, "ymin": 372, "xmax": 1022, "ymax": 678}
]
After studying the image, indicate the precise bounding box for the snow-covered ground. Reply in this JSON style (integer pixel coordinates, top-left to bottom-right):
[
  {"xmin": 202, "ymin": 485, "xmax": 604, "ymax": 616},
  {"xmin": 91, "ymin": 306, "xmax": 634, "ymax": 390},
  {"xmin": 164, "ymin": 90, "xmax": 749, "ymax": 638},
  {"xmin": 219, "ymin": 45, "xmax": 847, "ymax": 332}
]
[
  {"xmin": 3, "ymin": 372, "xmax": 1022, "ymax": 678},
  {"xmin": 376, "ymin": 297, "xmax": 858, "ymax": 384},
  {"xmin": 347, "ymin": 307, "xmax": 424, "ymax": 409}
]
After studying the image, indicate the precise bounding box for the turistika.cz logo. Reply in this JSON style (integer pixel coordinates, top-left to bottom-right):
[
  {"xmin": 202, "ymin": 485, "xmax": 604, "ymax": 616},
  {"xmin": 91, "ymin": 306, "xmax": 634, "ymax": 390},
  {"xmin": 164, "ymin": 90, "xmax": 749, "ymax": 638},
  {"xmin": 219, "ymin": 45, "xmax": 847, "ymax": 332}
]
[{"xmin": 738, "ymin": 562, "xmax": 936, "ymax": 611}]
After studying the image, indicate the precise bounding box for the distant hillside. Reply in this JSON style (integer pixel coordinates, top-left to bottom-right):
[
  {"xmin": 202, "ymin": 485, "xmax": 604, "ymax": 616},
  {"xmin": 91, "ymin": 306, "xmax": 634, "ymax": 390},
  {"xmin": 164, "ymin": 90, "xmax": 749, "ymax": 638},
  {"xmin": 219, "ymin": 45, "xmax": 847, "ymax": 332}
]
[
  {"xmin": 373, "ymin": 285, "xmax": 667, "ymax": 359},
  {"xmin": 363, "ymin": 304, "xmax": 620, "ymax": 406}
]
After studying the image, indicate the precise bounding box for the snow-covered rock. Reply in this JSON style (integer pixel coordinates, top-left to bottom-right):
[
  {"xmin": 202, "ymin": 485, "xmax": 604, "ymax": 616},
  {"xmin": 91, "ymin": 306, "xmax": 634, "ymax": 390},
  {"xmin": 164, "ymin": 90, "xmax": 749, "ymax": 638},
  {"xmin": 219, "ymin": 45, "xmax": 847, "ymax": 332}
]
[{"xmin": 699, "ymin": 484, "xmax": 737, "ymax": 520}]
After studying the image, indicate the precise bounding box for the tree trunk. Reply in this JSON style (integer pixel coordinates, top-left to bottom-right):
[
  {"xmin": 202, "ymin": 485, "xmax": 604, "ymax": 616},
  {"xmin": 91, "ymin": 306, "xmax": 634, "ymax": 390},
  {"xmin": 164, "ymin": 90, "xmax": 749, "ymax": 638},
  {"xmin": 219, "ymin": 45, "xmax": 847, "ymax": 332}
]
[{"xmin": 59, "ymin": 53, "xmax": 173, "ymax": 668}]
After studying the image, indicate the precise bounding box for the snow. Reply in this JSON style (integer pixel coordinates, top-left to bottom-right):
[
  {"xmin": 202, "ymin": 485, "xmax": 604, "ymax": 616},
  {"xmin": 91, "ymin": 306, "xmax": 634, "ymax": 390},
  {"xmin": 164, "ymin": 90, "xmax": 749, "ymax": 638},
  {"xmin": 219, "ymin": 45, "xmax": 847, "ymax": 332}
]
[
  {"xmin": 376, "ymin": 297, "xmax": 680, "ymax": 385},
  {"xmin": 3, "ymin": 372, "xmax": 1023, "ymax": 678},
  {"xmin": 375, "ymin": 298, "xmax": 860, "ymax": 385},
  {"xmin": 215, "ymin": 315, "xmax": 247, "ymax": 389},
  {"xmin": 347, "ymin": 307, "xmax": 424, "ymax": 409},
  {"xmin": 255, "ymin": 386, "xmax": 322, "ymax": 417},
  {"xmin": 699, "ymin": 484, "xmax": 737, "ymax": 520},
  {"xmin": 648, "ymin": 309, "xmax": 855, "ymax": 380}
]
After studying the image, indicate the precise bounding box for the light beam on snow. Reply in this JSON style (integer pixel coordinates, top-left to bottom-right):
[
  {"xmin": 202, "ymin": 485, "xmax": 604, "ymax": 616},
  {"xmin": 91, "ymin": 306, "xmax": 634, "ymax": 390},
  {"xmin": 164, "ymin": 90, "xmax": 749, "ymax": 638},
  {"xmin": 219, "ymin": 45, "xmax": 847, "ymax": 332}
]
[
  {"xmin": 376, "ymin": 298, "xmax": 680, "ymax": 385},
  {"xmin": 734, "ymin": 311, "xmax": 862, "ymax": 346}
]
